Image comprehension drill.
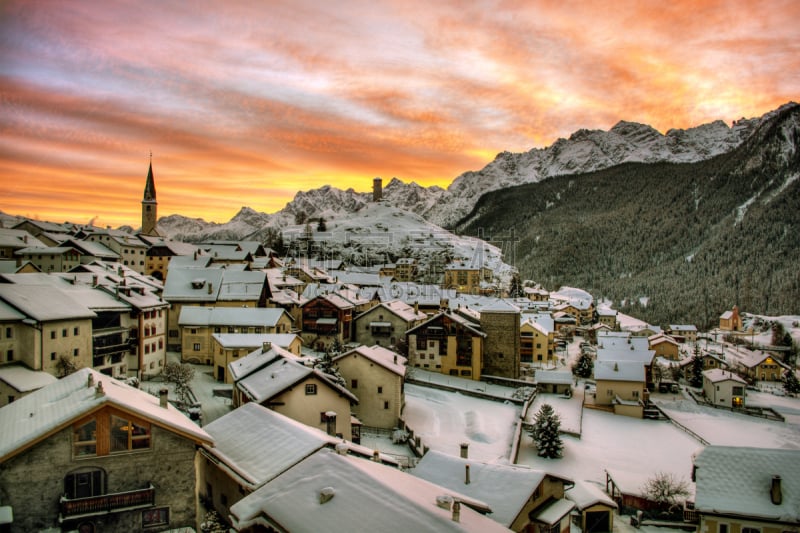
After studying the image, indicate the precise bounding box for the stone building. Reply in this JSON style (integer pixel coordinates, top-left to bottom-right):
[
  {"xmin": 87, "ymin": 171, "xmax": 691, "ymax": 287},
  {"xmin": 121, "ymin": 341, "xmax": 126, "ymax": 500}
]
[
  {"xmin": 0, "ymin": 368, "xmax": 212, "ymax": 532},
  {"xmin": 480, "ymin": 300, "xmax": 521, "ymax": 379}
]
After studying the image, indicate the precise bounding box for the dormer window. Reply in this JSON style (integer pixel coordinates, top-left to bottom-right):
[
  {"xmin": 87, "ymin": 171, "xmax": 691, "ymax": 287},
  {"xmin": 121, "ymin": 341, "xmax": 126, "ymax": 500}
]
[{"xmin": 73, "ymin": 412, "xmax": 151, "ymax": 457}]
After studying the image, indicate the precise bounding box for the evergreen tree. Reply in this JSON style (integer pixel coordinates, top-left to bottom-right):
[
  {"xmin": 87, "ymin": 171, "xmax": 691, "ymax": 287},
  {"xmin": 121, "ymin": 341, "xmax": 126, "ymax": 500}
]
[
  {"xmin": 573, "ymin": 352, "xmax": 593, "ymax": 379},
  {"xmin": 314, "ymin": 349, "xmax": 346, "ymax": 388},
  {"xmin": 783, "ymin": 369, "xmax": 800, "ymax": 396},
  {"xmin": 529, "ymin": 403, "xmax": 563, "ymax": 458},
  {"xmin": 689, "ymin": 345, "xmax": 704, "ymax": 388}
]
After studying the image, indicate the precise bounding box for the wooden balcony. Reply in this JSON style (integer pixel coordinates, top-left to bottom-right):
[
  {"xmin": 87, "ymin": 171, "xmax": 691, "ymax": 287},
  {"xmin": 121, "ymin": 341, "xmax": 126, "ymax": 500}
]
[{"xmin": 59, "ymin": 484, "xmax": 155, "ymax": 521}]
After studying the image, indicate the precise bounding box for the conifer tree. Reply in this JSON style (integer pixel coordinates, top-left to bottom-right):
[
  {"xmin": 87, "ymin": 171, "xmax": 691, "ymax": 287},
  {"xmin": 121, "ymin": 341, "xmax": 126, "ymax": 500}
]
[
  {"xmin": 573, "ymin": 352, "xmax": 593, "ymax": 379},
  {"xmin": 783, "ymin": 369, "xmax": 800, "ymax": 396},
  {"xmin": 529, "ymin": 403, "xmax": 563, "ymax": 458},
  {"xmin": 689, "ymin": 345, "xmax": 704, "ymax": 388}
]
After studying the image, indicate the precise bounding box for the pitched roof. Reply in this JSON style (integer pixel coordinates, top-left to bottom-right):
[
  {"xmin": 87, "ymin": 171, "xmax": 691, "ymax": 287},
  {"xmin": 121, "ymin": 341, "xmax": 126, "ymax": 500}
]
[
  {"xmin": 411, "ymin": 449, "xmax": 552, "ymax": 527},
  {"xmin": 694, "ymin": 446, "xmax": 800, "ymax": 521},
  {"xmin": 565, "ymin": 480, "xmax": 617, "ymax": 511},
  {"xmin": 212, "ymin": 333, "xmax": 300, "ymax": 350},
  {"xmin": 162, "ymin": 267, "xmax": 224, "ymax": 301},
  {"xmin": 355, "ymin": 299, "xmax": 427, "ymax": 323},
  {"xmin": 230, "ymin": 449, "xmax": 508, "ymax": 533},
  {"xmin": 178, "ymin": 306, "xmax": 288, "ymax": 327},
  {"xmin": 334, "ymin": 345, "xmax": 407, "ymax": 377},
  {"xmin": 0, "ymin": 368, "xmax": 211, "ymax": 462},
  {"xmin": 703, "ymin": 368, "xmax": 747, "ymax": 384},
  {"xmin": 0, "ymin": 364, "xmax": 58, "ymax": 392},
  {"xmin": 594, "ymin": 360, "xmax": 645, "ymax": 382},
  {"xmin": 0, "ymin": 284, "xmax": 96, "ymax": 321}
]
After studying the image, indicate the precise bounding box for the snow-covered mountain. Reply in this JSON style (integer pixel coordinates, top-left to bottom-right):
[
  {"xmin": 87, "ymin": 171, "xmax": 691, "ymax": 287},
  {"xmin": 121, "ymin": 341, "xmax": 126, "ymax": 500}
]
[{"xmin": 156, "ymin": 103, "xmax": 791, "ymax": 239}]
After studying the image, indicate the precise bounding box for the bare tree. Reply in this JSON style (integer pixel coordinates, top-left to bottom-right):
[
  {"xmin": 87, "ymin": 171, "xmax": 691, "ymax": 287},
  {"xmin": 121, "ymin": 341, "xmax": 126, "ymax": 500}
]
[
  {"xmin": 641, "ymin": 471, "xmax": 690, "ymax": 509},
  {"xmin": 164, "ymin": 362, "xmax": 195, "ymax": 405}
]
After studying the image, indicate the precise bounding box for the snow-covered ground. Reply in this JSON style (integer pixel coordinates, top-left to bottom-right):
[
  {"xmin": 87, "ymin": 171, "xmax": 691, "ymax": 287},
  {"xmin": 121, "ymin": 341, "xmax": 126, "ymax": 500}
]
[
  {"xmin": 402, "ymin": 384, "xmax": 521, "ymax": 463},
  {"xmin": 527, "ymin": 389, "xmax": 584, "ymax": 436},
  {"xmin": 518, "ymin": 410, "xmax": 701, "ymax": 498}
]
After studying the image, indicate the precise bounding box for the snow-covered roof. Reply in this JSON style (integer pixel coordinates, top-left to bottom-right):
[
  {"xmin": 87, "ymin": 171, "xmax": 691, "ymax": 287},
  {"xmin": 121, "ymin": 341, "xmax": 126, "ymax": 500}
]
[
  {"xmin": 531, "ymin": 497, "xmax": 575, "ymax": 526},
  {"xmin": 535, "ymin": 370, "xmax": 573, "ymax": 386},
  {"xmin": 234, "ymin": 350, "xmax": 357, "ymax": 405},
  {"xmin": 565, "ymin": 480, "xmax": 617, "ymax": 511},
  {"xmin": 406, "ymin": 311, "xmax": 487, "ymax": 338},
  {"xmin": 596, "ymin": 335, "xmax": 654, "ymax": 364},
  {"xmin": 356, "ymin": 299, "xmax": 427, "ymax": 323},
  {"xmin": 648, "ymin": 333, "xmax": 679, "ymax": 346},
  {"xmin": 0, "ymin": 228, "xmax": 46, "ymax": 249},
  {"xmin": 231, "ymin": 449, "xmax": 508, "ymax": 533},
  {"xmin": 63, "ymin": 238, "xmax": 119, "ymax": 259},
  {"xmin": 0, "ymin": 284, "xmax": 96, "ymax": 321},
  {"xmin": 412, "ymin": 449, "xmax": 552, "ymax": 527},
  {"xmin": 228, "ymin": 344, "xmax": 297, "ymax": 382},
  {"xmin": 212, "ymin": 333, "xmax": 300, "ymax": 350},
  {"xmin": 0, "ymin": 368, "xmax": 211, "ymax": 462},
  {"xmin": 0, "ymin": 364, "xmax": 58, "ymax": 392},
  {"xmin": 217, "ymin": 271, "xmax": 266, "ymax": 301},
  {"xmin": 703, "ymin": 368, "xmax": 747, "ymax": 384},
  {"xmin": 178, "ymin": 306, "xmax": 288, "ymax": 327},
  {"xmin": 201, "ymin": 402, "xmax": 335, "ymax": 488},
  {"xmin": 301, "ymin": 291, "xmax": 355, "ymax": 310},
  {"xmin": 0, "ymin": 299, "xmax": 25, "ymax": 321},
  {"xmin": 334, "ymin": 345, "xmax": 407, "ymax": 377},
  {"xmin": 593, "ymin": 360, "xmax": 645, "ymax": 382},
  {"xmin": 694, "ymin": 446, "xmax": 800, "ymax": 521},
  {"xmin": 329, "ymin": 270, "xmax": 384, "ymax": 287},
  {"xmin": 162, "ymin": 267, "xmax": 224, "ymax": 301},
  {"xmin": 720, "ymin": 310, "xmax": 734, "ymax": 319},
  {"xmin": 669, "ymin": 324, "xmax": 697, "ymax": 332},
  {"xmin": 14, "ymin": 245, "xmax": 79, "ymax": 256}
]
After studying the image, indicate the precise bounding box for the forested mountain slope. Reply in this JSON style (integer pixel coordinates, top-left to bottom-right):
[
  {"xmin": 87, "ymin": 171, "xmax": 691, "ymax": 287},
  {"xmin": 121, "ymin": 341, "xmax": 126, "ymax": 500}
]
[{"xmin": 456, "ymin": 104, "xmax": 800, "ymax": 328}]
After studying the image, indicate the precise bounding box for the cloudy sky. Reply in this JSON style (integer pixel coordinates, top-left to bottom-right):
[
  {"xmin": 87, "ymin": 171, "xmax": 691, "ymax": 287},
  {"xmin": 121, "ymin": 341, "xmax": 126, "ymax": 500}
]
[{"xmin": 1, "ymin": 0, "xmax": 798, "ymax": 228}]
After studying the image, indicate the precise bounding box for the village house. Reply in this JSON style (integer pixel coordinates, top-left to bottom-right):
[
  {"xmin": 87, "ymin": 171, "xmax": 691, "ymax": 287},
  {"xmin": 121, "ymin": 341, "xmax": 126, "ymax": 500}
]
[
  {"xmin": 679, "ymin": 349, "xmax": 729, "ymax": 381},
  {"xmin": 300, "ymin": 292, "xmax": 356, "ymax": 352},
  {"xmin": 411, "ymin": 449, "xmax": 575, "ymax": 533},
  {"xmin": 333, "ymin": 345, "xmax": 406, "ymax": 429},
  {"xmin": 0, "ymin": 363, "xmax": 57, "ymax": 407},
  {"xmin": 565, "ymin": 480, "xmax": 618, "ymax": 533},
  {"xmin": 83, "ymin": 228, "xmax": 150, "ymax": 274},
  {"xmin": 443, "ymin": 260, "xmax": 486, "ymax": 294},
  {"xmin": 593, "ymin": 360, "xmax": 646, "ymax": 418},
  {"xmin": 353, "ymin": 299, "xmax": 427, "ymax": 348},
  {"xmin": 0, "ymin": 228, "xmax": 46, "ymax": 261},
  {"xmin": 648, "ymin": 333, "xmax": 680, "ymax": 360},
  {"xmin": 595, "ymin": 307, "xmax": 618, "ymax": 330},
  {"xmin": 702, "ymin": 368, "xmax": 747, "ymax": 408},
  {"xmin": 0, "ymin": 368, "xmax": 212, "ymax": 532},
  {"xmin": 535, "ymin": 370, "xmax": 573, "ymax": 395},
  {"xmin": 666, "ymin": 324, "xmax": 698, "ymax": 343},
  {"xmin": 394, "ymin": 257, "xmax": 418, "ymax": 282},
  {"xmin": 197, "ymin": 402, "xmax": 399, "ymax": 525},
  {"xmin": 211, "ymin": 332, "xmax": 302, "ymax": 384},
  {"xmin": 179, "ymin": 307, "xmax": 292, "ymax": 372},
  {"xmin": 596, "ymin": 331, "xmax": 656, "ymax": 391},
  {"xmin": 228, "ymin": 344, "xmax": 358, "ymax": 439},
  {"xmin": 718, "ymin": 305, "xmax": 743, "ymax": 332},
  {"xmin": 524, "ymin": 285, "xmax": 550, "ymax": 302},
  {"xmin": 10, "ymin": 219, "xmax": 73, "ymax": 244},
  {"xmin": 729, "ymin": 345, "xmax": 789, "ymax": 383},
  {"xmin": 14, "ymin": 245, "xmax": 83, "ymax": 273},
  {"xmin": 143, "ymin": 239, "xmax": 200, "ymax": 281},
  {"xmin": 0, "ymin": 284, "xmax": 95, "ymax": 378},
  {"xmin": 690, "ymin": 446, "xmax": 800, "ymax": 533},
  {"xmin": 406, "ymin": 310, "xmax": 486, "ymax": 380},
  {"xmin": 228, "ymin": 447, "xmax": 509, "ymax": 532},
  {"xmin": 520, "ymin": 314, "xmax": 555, "ymax": 367}
]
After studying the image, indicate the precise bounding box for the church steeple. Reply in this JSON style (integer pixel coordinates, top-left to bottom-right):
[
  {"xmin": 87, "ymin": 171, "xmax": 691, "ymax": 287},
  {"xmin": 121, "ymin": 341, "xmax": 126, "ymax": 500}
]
[{"xmin": 141, "ymin": 154, "xmax": 160, "ymax": 236}]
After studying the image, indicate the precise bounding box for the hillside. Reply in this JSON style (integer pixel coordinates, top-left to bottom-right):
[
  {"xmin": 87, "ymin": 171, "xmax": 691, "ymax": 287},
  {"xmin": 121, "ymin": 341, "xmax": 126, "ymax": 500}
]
[{"xmin": 455, "ymin": 103, "xmax": 800, "ymax": 329}]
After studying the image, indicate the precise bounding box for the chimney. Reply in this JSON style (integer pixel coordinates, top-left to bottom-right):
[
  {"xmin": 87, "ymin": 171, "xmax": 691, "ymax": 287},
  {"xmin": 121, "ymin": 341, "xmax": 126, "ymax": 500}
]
[
  {"xmin": 451, "ymin": 501, "xmax": 460, "ymax": 523},
  {"xmin": 373, "ymin": 177, "xmax": 382, "ymax": 202},
  {"xmin": 208, "ymin": 282, "xmax": 213, "ymax": 294},
  {"xmin": 95, "ymin": 381, "xmax": 105, "ymax": 397},
  {"xmin": 414, "ymin": 301, "xmax": 419, "ymax": 314},
  {"xmin": 92, "ymin": 275, "xmax": 98, "ymax": 286},
  {"xmin": 460, "ymin": 442, "xmax": 469, "ymax": 459},
  {"xmin": 771, "ymin": 475, "xmax": 782, "ymax": 505},
  {"xmin": 262, "ymin": 341, "xmax": 272, "ymax": 353},
  {"xmin": 393, "ymin": 354, "xmax": 397, "ymax": 364},
  {"xmin": 159, "ymin": 388, "xmax": 169, "ymax": 408},
  {"xmin": 88, "ymin": 373, "xmax": 94, "ymax": 389},
  {"xmin": 465, "ymin": 464, "xmax": 470, "ymax": 485},
  {"xmin": 373, "ymin": 449, "xmax": 381, "ymax": 462}
]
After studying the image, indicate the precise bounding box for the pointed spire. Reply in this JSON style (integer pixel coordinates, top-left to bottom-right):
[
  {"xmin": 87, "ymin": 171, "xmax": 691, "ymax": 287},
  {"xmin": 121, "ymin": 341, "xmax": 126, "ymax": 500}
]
[{"xmin": 144, "ymin": 152, "xmax": 157, "ymax": 201}]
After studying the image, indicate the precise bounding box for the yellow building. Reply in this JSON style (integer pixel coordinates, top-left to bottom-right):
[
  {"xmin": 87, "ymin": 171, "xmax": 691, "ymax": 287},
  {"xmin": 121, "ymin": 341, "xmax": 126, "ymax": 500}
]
[
  {"xmin": 520, "ymin": 318, "xmax": 555, "ymax": 366},
  {"xmin": 211, "ymin": 333, "xmax": 302, "ymax": 384},
  {"xmin": 406, "ymin": 311, "xmax": 485, "ymax": 380},
  {"xmin": 593, "ymin": 360, "xmax": 645, "ymax": 418}
]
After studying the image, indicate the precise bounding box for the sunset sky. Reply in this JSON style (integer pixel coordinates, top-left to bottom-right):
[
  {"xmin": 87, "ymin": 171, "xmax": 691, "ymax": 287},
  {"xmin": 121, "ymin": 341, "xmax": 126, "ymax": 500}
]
[{"xmin": 1, "ymin": 1, "xmax": 798, "ymax": 228}]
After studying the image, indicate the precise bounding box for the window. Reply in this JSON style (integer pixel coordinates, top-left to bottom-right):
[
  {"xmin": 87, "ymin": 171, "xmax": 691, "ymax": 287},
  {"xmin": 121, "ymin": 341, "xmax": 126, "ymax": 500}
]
[
  {"xmin": 190, "ymin": 328, "xmax": 198, "ymax": 335},
  {"xmin": 351, "ymin": 379, "xmax": 358, "ymax": 389},
  {"xmin": 377, "ymin": 386, "xmax": 383, "ymax": 394},
  {"xmin": 73, "ymin": 326, "xmax": 80, "ymax": 335},
  {"xmin": 305, "ymin": 384, "xmax": 317, "ymax": 395},
  {"xmin": 741, "ymin": 528, "xmax": 759, "ymax": 533},
  {"xmin": 6, "ymin": 350, "xmax": 12, "ymax": 361},
  {"xmin": 73, "ymin": 348, "xmax": 79, "ymax": 356},
  {"xmin": 5, "ymin": 327, "xmax": 11, "ymax": 338},
  {"xmin": 62, "ymin": 328, "xmax": 68, "ymax": 337},
  {"xmin": 632, "ymin": 390, "xmax": 639, "ymax": 398},
  {"xmin": 142, "ymin": 507, "xmax": 169, "ymax": 529},
  {"xmin": 384, "ymin": 401, "xmax": 389, "ymax": 410},
  {"xmin": 193, "ymin": 343, "xmax": 201, "ymax": 352},
  {"xmin": 51, "ymin": 352, "xmax": 56, "ymax": 361},
  {"xmin": 110, "ymin": 414, "xmax": 151, "ymax": 453},
  {"xmin": 73, "ymin": 419, "xmax": 97, "ymax": 457},
  {"xmin": 718, "ymin": 525, "xmax": 728, "ymax": 533},
  {"xmin": 51, "ymin": 331, "xmax": 56, "ymax": 340},
  {"xmin": 65, "ymin": 468, "xmax": 105, "ymax": 499}
]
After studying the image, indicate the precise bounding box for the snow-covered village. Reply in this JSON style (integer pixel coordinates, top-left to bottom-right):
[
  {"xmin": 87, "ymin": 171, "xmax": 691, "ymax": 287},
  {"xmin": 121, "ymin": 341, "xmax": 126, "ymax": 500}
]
[
  {"xmin": 1, "ymin": 145, "xmax": 799, "ymax": 533},
  {"xmin": 2, "ymin": 2, "xmax": 800, "ymax": 530}
]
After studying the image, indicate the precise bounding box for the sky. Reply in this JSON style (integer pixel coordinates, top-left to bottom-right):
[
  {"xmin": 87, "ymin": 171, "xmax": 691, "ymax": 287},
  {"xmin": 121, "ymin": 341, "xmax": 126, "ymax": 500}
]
[{"xmin": 1, "ymin": 0, "xmax": 798, "ymax": 228}]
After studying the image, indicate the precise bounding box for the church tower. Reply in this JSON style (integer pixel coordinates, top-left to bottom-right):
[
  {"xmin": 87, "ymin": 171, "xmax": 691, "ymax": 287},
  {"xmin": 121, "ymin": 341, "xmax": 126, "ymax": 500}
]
[{"xmin": 141, "ymin": 156, "xmax": 160, "ymax": 236}]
